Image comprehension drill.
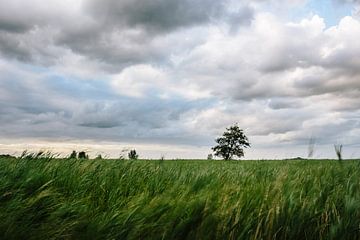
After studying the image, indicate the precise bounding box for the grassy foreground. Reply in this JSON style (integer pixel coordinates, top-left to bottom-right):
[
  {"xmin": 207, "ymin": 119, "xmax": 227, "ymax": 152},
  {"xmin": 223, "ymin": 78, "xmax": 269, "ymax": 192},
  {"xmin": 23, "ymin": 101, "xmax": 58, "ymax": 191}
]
[{"xmin": 1, "ymin": 156, "xmax": 360, "ymax": 239}]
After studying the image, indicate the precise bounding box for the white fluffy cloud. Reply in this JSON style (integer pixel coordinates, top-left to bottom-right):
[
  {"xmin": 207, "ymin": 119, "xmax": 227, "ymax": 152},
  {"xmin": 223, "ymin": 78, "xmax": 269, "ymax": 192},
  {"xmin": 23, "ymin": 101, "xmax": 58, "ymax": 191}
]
[
  {"xmin": 1, "ymin": 0, "xmax": 360, "ymax": 158},
  {"xmin": 171, "ymin": 14, "xmax": 360, "ymax": 99},
  {"xmin": 111, "ymin": 64, "xmax": 168, "ymax": 98}
]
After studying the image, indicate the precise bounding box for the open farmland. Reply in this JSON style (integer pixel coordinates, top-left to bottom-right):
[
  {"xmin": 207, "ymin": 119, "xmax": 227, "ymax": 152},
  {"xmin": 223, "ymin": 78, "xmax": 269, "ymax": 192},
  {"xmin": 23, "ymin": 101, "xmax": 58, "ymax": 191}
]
[{"xmin": 1, "ymin": 156, "xmax": 360, "ymax": 239}]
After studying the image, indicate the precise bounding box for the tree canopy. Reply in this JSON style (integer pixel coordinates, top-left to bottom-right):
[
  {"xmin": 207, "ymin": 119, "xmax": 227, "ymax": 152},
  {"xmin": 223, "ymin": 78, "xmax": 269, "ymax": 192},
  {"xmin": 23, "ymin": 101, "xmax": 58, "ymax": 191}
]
[{"xmin": 212, "ymin": 124, "xmax": 250, "ymax": 160}]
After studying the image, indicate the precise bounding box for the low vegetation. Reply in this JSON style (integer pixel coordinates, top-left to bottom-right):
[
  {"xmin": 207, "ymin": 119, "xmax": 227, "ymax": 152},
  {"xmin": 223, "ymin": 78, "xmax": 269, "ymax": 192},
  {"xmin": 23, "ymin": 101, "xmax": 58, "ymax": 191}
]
[{"xmin": 1, "ymin": 155, "xmax": 360, "ymax": 239}]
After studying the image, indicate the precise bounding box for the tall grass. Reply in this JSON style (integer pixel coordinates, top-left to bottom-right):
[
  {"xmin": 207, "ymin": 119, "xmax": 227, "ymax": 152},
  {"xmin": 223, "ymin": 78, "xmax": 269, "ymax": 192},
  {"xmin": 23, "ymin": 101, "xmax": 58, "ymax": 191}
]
[{"xmin": 1, "ymin": 156, "xmax": 360, "ymax": 239}]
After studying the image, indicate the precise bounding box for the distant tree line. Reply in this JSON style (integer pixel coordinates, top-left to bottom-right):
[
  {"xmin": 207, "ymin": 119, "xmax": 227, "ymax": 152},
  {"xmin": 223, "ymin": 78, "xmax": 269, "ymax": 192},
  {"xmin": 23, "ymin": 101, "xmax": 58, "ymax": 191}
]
[
  {"xmin": 68, "ymin": 151, "xmax": 89, "ymax": 159},
  {"xmin": 67, "ymin": 149, "xmax": 139, "ymax": 160}
]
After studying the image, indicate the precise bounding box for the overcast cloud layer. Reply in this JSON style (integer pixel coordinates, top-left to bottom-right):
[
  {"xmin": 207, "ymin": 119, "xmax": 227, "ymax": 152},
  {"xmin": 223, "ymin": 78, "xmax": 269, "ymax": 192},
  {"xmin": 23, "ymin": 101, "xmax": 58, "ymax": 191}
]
[{"xmin": 0, "ymin": 0, "xmax": 360, "ymax": 159}]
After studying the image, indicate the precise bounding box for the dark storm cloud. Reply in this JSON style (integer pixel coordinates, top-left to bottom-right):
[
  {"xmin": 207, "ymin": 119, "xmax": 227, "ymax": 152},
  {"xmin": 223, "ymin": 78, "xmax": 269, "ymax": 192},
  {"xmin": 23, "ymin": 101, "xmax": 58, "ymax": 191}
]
[
  {"xmin": 0, "ymin": 33, "xmax": 32, "ymax": 61},
  {"xmin": 86, "ymin": 0, "xmax": 226, "ymax": 34},
  {"xmin": 0, "ymin": 26, "xmax": 61, "ymax": 66},
  {"xmin": 55, "ymin": 29, "xmax": 165, "ymax": 71},
  {"xmin": 0, "ymin": 19, "xmax": 29, "ymax": 33},
  {"xmin": 56, "ymin": 0, "xmax": 254, "ymax": 70},
  {"xmin": 0, "ymin": 0, "xmax": 255, "ymax": 69},
  {"xmin": 0, "ymin": 4, "xmax": 36, "ymax": 34},
  {"xmin": 0, "ymin": 1, "xmax": 78, "ymax": 34}
]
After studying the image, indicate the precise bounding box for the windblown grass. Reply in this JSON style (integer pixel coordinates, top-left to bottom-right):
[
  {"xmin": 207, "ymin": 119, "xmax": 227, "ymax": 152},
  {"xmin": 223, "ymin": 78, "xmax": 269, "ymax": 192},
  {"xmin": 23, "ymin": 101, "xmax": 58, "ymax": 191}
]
[{"xmin": 1, "ymin": 156, "xmax": 360, "ymax": 239}]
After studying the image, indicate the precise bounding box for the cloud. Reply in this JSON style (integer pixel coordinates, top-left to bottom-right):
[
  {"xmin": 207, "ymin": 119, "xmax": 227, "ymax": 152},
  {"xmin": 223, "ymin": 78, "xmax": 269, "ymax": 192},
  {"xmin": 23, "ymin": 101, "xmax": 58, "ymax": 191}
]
[
  {"xmin": 0, "ymin": 0, "xmax": 255, "ymax": 71},
  {"xmin": 110, "ymin": 64, "xmax": 211, "ymax": 100},
  {"xmin": 172, "ymin": 14, "xmax": 360, "ymax": 101},
  {"xmin": 0, "ymin": 0, "xmax": 84, "ymax": 32},
  {"xmin": 0, "ymin": 60, "xmax": 213, "ymax": 146},
  {"xmin": 57, "ymin": 0, "xmax": 255, "ymax": 70},
  {"xmin": 85, "ymin": 0, "xmax": 226, "ymax": 34},
  {"xmin": 111, "ymin": 64, "xmax": 168, "ymax": 98},
  {"xmin": 157, "ymin": 13, "xmax": 360, "ymax": 151},
  {"xmin": 268, "ymin": 98, "xmax": 304, "ymax": 110},
  {"xmin": 1, "ymin": 1, "xmax": 360, "ymax": 158}
]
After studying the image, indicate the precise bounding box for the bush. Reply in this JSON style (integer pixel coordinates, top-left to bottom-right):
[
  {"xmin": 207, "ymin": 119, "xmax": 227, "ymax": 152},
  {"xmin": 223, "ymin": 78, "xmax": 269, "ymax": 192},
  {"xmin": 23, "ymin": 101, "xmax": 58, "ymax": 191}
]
[
  {"xmin": 128, "ymin": 149, "xmax": 138, "ymax": 160},
  {"xmin": 78, "ymin": 151, "xmax": 89, "ymax": 159},
  {"xmin": 69, "ymin": 150, "xmax": 77, "ymax": 159}
]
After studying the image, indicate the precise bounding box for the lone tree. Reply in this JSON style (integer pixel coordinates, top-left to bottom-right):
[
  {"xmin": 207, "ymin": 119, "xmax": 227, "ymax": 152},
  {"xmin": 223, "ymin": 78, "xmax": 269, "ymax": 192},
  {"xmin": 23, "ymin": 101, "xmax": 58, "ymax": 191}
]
[{"xmin": 212, "ymin": 124, "xmax": 250, "ymax": 160}]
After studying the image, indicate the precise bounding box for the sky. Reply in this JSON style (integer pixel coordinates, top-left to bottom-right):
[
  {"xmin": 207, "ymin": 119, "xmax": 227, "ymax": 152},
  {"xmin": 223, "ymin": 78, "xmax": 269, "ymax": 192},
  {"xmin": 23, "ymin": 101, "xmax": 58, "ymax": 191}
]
[{"xmin": 1, "ymin": 0, "xmax": 360, "ymax": 159}]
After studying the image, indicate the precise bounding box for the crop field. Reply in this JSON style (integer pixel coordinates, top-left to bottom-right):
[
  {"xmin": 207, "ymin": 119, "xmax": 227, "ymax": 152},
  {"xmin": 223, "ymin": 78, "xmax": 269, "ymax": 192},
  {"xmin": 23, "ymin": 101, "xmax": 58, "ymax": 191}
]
[{"xmin": 1, "ymin": 156, "xmax": 360, "ymax": 239}]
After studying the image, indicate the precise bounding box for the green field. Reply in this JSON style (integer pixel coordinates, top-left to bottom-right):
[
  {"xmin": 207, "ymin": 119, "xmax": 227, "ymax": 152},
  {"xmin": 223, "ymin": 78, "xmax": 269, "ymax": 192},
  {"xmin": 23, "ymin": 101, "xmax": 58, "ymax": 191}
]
[{"xmin": 1, "ymin": 156, "xmax": 360, "ymax": 239}]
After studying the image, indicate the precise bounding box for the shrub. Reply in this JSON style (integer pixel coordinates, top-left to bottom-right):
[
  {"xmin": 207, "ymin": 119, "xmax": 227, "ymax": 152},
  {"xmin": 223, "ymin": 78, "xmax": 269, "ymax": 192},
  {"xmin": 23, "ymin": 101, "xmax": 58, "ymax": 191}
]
[
  {"xmin": 128, "ymin": 149, "xmax": 138, "ymax": 160},
  {"xmin": 69, "ymin": 150, "xmax": 77, "ymax": 159},
  {"xmin": 78, "ymin": 151, "xmax": 89, "ymax": 159}
]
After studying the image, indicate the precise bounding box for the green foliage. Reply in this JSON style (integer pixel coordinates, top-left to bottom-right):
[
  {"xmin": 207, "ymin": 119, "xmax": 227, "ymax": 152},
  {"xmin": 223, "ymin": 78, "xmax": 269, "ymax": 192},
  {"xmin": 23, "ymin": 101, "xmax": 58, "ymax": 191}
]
[
  {"xmin": 212, "ymin": 124, "xmax": 250, "ymax": 160},
  {"xmin": 69, "ymin": 150, "xmax": 77, "ymax": 159},
  {"xmin": 78, "ymin": 151, "xmax": 89, "ymax": 159},
  {"xmin": 1, "ymin": 157, "xmax": 360, "ymax": 239},
  {"xmin": 128, "ymin": 149, "xmax": 138, "ymax": 160}
]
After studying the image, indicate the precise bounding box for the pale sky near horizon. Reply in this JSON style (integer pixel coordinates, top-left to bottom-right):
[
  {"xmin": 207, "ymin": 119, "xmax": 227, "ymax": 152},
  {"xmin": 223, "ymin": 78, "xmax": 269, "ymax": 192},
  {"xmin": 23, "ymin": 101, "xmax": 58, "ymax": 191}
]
[{"xmin": 1, "ymin": 0, "xmax": 360, "ymax": 159}]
